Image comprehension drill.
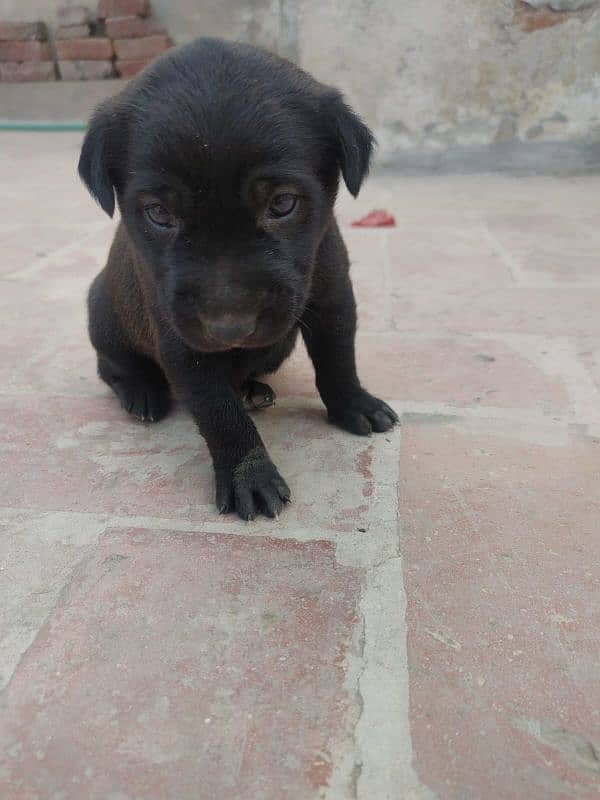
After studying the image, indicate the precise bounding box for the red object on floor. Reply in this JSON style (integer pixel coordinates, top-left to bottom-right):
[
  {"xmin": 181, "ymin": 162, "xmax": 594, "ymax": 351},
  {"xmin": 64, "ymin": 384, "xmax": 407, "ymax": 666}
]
[{"xmin": 351, "ymin": 209, "xmax": 396, "ymax": 227}]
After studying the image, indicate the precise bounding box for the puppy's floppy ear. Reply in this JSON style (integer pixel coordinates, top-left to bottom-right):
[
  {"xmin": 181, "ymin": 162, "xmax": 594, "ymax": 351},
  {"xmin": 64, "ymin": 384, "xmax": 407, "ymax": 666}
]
[
  {"xmin": 78, "ymin": 98, "xmax": 122, "ymax": 217},
  {"xmin": 324, "ymin": 91, "xmax": 375, "ymax": 197}
]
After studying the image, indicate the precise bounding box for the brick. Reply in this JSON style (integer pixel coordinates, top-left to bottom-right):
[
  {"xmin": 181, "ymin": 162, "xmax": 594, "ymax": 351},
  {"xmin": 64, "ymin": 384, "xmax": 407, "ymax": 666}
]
[
  {"xmin": 97, "ymin": 0, "xmax": 149, "ymax": 19},
  {"xmin": 0, "ymin": 22, "xmax": 47, "ymax": 41},
  {"xmin": 485, "ymin": 213, "xmax": 600, "ymax": 284},
  {"xmin": 274, "ymin": 332, "xmax": 570, "ymax": 413},
  {"xmin": 55, "ymin": 37, "xmax": 113, "ymax": 60},
  {"xmin": 0, "ymin": 247, "xmax": 103, "ymax": 392},
  {"xmin": 386, "ymin": 225, "xmax": 512, "ymax": 291},
  {"xmin": 0, "ymin": 509, "xmax": 105, "ymax": 690},
  {"xmin": 401, "ymin": 419, "xmax": 600, "ymax": 799},
  {"xmin": 115, "ymin": 58, "xmax": 151, "ymax": 77},
  {"xmin": 56, "ymin": 5, "xmax": 91, "ymax": 26},
  {"xmin": 59, "ymin": 59, "xmax": 115, "ymax": 80},
  {"xmin": 0, "ymin": 40, "xmax": 50, "ymax": 62},
  {"xmin": 106, "ymin": 14, "xmax": 164, "ymax": 38},
  {"xmin": 0, "ymin": 228, "xmax": 77, "ymax": 277},
  {"xmin": 0, "ymin": 528, "xmax": 361, "ymax": 799},
  {"xmin": 0, "ymin": 61, "xmax": 55, "ymax": 81},
  {"xmin": 113, "ymin": 34, "xmax": 172, "ymax": 60},
  {"xmin": 55, "ymin": 24, "xmax": 92, "ymax": 39},
  {"xmin": 514, "ymin": 1, "xmax": 570, "ymax": 32}
]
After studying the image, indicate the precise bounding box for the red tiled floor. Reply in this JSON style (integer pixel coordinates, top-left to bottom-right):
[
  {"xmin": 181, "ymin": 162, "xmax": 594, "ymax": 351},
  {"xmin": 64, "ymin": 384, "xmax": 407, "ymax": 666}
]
[
  {"xmin": 0, "ymin": 528, "xmax": 362, "ymax": 800},
  {"xmin": 2, "ymin": 131, "xmax": 600, "ymax": 799}
]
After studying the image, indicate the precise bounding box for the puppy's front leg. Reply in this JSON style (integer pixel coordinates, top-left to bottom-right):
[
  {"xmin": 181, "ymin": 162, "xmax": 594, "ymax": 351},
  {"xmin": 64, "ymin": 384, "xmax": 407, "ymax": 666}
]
[
  {"xmin": 302, "ymin": 275, "xmax": 398, "ymax": 436},
  {"xmin": 160, "ymin": 341, "xmax": 290, "ymax": 520}
]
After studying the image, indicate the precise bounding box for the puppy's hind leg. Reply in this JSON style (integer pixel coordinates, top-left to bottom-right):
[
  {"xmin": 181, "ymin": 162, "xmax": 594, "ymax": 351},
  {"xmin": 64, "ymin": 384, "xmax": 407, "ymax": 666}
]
[
  {"xmin": 96, "ymin": 355, "xmax": 171, "ymax": 422},
  {"xmin": 241, "ymin": 379, "xmax": 276, "ymax": 411},
  {"xmin": 88, "ymin": 272, "xmax": 170, "ymax": 422}
]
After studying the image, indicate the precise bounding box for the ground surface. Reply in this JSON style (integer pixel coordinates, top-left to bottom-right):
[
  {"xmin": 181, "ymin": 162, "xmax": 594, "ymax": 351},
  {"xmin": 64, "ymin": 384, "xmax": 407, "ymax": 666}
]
[{"xmin": 0, "ymin": 133, "xmax": 599, "ymax": 800}]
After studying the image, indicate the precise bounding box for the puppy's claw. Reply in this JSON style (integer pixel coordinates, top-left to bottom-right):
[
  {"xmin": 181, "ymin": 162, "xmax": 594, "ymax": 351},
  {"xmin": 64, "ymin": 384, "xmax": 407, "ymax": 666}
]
[
  {"xmin": 371, "ymin": 409, "xmax": 395, "ymax": 432},
  {"xmin": 111, "ymin": 376, "xmax": 171, "ymax": 423},
  {"xmin": 273, "ymin": 480, "xmax": 291, "ymax": 503},
  {"xmin": 215, "ymin": 474, "xmax": 234, "ymax": 515}
]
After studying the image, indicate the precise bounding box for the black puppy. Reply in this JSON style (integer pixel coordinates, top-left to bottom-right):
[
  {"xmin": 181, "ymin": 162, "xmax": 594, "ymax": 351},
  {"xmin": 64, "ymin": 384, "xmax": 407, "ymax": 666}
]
[{"xmin": 79, "ymin": 37, "xmax": 398, "ymax": 520}]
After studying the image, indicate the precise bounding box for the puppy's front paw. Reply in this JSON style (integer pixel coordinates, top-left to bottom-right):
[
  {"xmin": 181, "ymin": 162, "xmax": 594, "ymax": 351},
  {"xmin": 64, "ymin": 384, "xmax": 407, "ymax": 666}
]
[
  {"xmin": 328, "ymin": 390, "xmax": 398, "ymax": 436},
  {"xmin": 215, "ymin": 448, "xmax": 291, "ymax": 521}
]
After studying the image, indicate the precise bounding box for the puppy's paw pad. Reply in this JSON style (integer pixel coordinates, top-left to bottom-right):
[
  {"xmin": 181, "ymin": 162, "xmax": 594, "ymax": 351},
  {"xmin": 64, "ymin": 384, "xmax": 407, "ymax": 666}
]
[
  {"xmin": 113, "ymin": 378, "xmax": 170, "ymax": 423},
  {"xmin": 329, "ymin": 391, "xmax": 398, "ymax": 437},
  {"xmin": 215, "ymin": 450, "xmax": 290, "ymax": 521}
]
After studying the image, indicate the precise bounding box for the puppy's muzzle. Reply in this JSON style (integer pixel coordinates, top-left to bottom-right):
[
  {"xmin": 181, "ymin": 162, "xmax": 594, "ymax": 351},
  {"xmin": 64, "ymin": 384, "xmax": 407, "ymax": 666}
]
[{"xmin": 200, "ymin": 313, "xmax": 257, "ymax": 346}]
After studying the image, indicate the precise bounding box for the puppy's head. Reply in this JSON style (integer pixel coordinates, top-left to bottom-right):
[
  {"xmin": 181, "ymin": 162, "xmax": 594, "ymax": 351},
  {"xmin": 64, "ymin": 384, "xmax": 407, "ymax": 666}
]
[{"xmin": 79, "ymin": 38, "xmax": 373, "ymax": 352}]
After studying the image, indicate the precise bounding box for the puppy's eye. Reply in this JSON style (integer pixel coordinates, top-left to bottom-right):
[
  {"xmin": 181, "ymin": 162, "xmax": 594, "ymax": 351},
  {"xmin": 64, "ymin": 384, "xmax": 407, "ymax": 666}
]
[
  {"xmin": 267, "ymin": 193, "xmax": 297, "ymax": 219},
  {"xmin": 145, "ymin": 203, "xmax": 176, "ymax": 228}
]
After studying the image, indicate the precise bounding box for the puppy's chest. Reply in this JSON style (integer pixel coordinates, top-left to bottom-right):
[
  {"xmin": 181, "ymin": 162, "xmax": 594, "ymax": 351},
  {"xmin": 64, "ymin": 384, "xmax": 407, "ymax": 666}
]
[{"xmin": 230, "ymin": 327, "xmax": 299, "ymax": 387}]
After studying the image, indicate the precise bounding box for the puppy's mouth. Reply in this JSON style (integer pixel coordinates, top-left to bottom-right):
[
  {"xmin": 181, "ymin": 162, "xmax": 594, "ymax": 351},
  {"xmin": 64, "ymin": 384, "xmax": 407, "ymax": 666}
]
[{"xmin": 172, "ymin": 309, "xmax": 294, "ymax": 353}]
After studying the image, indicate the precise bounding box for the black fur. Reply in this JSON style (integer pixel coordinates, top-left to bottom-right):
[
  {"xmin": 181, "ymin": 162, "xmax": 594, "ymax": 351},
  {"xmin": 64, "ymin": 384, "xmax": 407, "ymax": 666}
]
[{"xmin": 79, "ymin": 37, "xmax": 397, "ymax": 520}]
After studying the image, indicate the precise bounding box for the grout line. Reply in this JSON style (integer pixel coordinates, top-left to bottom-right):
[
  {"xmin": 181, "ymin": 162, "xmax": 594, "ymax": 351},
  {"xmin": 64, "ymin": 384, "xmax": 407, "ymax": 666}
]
[
  {"xmin": 329, "ymin": 409, "xmax": 433, "ymax": 799},
  {"xmin": 354, "ymin": 557, "xmax": 434, "ymax": 800},
  {"xmin": 0, "ymin": 387, "xmax": 592, "ymax": 426},
  {"xmin": 4, "ymin": 220, "xmax": 114, "ymax": 281},
  {"xmin": 0, "ymin": 504, "xmax": 334, "ymax": 542},
  {"xmin": 479, "ymin": 222, "xmax": 525, "ymax": 285},
  {"xmin": 475, "ymin": 331, "xmax": 600, "ymax": 426}
]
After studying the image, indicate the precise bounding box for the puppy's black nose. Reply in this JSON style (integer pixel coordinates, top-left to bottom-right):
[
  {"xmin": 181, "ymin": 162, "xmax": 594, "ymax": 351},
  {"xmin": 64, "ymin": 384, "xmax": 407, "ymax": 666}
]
[{"xmin": 201, "ymin": 313, "xmax": 257, "ymax": 345}]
